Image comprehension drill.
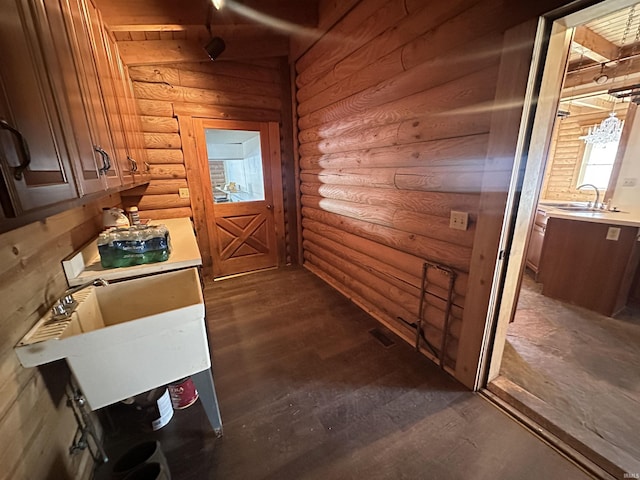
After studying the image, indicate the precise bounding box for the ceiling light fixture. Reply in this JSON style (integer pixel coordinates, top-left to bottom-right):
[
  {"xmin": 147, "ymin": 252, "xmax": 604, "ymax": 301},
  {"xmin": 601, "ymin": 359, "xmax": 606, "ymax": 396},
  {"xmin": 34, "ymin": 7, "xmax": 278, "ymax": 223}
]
[
  {"xmin": 204, "ymin": 3, "xmax": 225, "ymax": 61},
  {"xmin": 212, "ymin": 0, "xmax": 225, "ymax": 9}
]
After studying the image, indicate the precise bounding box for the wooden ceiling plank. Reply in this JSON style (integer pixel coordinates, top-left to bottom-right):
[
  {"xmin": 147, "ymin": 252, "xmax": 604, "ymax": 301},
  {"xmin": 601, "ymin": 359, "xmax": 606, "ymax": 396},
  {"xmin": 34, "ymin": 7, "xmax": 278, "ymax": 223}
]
[
  {"xmin": 573, "ymin": 25, "xmax": 620, "ymax": 63},
  {"xmin": 110, "ymin": 24, "xmax": 189, "ymax": 32}
]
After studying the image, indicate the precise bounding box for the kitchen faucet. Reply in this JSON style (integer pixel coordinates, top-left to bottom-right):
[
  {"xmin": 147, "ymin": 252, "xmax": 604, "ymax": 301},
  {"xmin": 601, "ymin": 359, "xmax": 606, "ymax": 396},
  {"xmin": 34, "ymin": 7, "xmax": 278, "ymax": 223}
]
[
  {"xmin": 50, "ymin": 278, "xmax": 109, "ymax": 321},
  {"xmin": 576, "ymin": 183, "xmax": 600, "ymax": 209}
]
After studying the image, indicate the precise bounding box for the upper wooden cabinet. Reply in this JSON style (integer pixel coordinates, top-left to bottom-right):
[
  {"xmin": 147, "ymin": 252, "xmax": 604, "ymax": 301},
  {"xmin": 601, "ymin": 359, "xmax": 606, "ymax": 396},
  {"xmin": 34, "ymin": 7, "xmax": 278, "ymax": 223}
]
[
  {"xmin": 0, "ymin": 0, "xmax": 79, "ymax": 216},
  {"xmin": 83, "ymin": 0, "xmax": 133, "ymax": 186},
  {"xmin": 0, "ymin": 0, "xmax": 149, "ymax": 230}
]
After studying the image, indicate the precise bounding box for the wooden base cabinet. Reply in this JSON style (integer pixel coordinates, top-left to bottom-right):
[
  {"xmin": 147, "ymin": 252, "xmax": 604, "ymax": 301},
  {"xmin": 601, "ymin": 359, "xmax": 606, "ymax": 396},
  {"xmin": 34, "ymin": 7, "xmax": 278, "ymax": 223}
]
[
  {"xmin": 525, "ymin": 208, "xmax": 548, "ymax": 278},
  {"xmin": 538, "ymin": 217, "xmax": 640, "ymax": 317}
]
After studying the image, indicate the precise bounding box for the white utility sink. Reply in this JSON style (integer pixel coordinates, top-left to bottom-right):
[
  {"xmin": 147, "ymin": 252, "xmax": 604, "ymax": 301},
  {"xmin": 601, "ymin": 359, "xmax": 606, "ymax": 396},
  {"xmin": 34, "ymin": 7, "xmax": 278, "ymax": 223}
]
[{"xmin": 15, "ymin": 268, "xmax": 210, "ymax": 410}]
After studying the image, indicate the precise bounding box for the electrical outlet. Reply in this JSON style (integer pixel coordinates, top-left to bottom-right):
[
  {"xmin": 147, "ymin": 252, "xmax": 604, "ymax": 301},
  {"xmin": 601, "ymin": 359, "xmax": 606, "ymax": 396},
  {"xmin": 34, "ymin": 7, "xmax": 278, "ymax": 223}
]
[
  {"xmin": 449, "ymin": 211, "xmax": 469, "ymax": 231},
  {"xmin": 606, "ymin": 227, "xmax": 621, "ymax": 241},
  {"xmin": 179, "ymin": 188, "xmax": 190, "ymax": 199},
  {"xmin": 623, "ymin": 178, "xmax": 637, "ymax": 187}
]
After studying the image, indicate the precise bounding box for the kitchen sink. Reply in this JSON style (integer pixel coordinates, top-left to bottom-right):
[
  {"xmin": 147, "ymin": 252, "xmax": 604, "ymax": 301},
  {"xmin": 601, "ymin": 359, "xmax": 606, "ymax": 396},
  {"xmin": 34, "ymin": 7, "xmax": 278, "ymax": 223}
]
[
  {"xmin": 15, "ymin": 268, "xmax": 210, "ymax": 410},
  {"xmin": 554, "ymin": 206, "xmax": 598, "ymax": 212}
]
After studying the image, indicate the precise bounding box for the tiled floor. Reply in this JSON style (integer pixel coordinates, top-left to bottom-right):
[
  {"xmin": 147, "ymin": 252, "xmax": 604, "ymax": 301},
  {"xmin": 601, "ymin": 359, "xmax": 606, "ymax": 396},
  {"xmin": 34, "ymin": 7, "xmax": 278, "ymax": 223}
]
[{"xmin": 496, "ymin": 272, "xmax": 640, "ymax": 476}]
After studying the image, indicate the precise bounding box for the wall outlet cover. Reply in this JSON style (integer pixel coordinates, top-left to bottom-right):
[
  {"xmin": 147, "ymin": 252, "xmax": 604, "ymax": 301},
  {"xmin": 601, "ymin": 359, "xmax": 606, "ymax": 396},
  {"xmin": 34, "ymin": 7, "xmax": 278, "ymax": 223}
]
[
  {"xmin": 606, "ymin": 227, "xmax": 621, "ymax": 241},
  {"xmin": 179, "ymin": 188, "xmax": 190, "ymax": 199},
  {"xmin": 450, "ymin": 211, "xmax": 469, "ymax": 231},
  {"xmin": 622, "ymin": 178, "xmax": 637, "ymax": 187}
]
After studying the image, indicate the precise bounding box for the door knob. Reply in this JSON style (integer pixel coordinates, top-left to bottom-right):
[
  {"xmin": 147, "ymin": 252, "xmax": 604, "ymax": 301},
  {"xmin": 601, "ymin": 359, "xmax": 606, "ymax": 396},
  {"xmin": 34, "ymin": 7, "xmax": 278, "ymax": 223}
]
[{"xmin": 266, "ymin": 204, "xmax": 273, "ymax": 210}]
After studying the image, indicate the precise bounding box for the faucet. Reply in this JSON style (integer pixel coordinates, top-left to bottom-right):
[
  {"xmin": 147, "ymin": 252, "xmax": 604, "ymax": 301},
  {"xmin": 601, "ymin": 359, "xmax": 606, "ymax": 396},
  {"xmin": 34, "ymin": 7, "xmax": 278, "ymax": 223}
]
[
  {"xmin": 576, "ymin": 183, "xmax": 600, "ymax": 209},
  {"xmin": 50, "ymin": 278, "xmax": 109, "ymax": 321}
]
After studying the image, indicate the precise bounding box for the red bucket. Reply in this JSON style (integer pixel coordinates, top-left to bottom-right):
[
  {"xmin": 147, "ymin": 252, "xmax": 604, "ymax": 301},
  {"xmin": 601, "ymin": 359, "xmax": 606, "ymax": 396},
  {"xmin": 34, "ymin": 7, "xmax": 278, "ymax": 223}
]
[{"xmin": 167, "ymin": 377, "xmax": 198, "ymax": 410}]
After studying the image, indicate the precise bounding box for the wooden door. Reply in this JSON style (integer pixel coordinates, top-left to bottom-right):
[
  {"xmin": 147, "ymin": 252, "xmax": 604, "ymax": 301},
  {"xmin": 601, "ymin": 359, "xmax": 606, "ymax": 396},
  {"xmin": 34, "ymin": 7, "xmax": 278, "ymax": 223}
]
[{"xmin": 194, "ymin": 119, "xmax": 284, "ymax": 278}]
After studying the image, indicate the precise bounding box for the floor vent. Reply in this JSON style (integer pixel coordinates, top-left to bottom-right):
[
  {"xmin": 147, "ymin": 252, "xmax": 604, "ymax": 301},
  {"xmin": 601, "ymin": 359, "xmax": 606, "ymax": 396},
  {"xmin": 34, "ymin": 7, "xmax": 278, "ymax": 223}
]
[{"xmin": 369, "ymin": 328, "xmax": 395, "ymax": 348}]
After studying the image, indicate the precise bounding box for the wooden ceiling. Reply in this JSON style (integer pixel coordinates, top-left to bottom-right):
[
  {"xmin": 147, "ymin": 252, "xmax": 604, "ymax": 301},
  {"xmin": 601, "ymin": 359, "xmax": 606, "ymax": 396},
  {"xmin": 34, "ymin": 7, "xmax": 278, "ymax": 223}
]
[
  {"xmin": 94, "ymin": 0, "xmax": 319, "ymax": 65},
  {"xmin": 565, "ymin": 3, "xmax": 640, "ymax": 100}
]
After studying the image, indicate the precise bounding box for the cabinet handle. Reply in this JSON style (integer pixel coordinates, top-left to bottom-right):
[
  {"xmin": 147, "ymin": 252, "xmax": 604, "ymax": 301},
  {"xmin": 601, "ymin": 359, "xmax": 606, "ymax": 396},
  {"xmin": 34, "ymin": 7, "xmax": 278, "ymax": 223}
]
[
  {"xmin": 144, "ymin": 161, "xmax": 150, "ymax": 172},
  {"xmin": 94, "ymin": 146, "xmax": 111, "ymax": 174},
  {"xmin": 0, "ymin": 119, "xmax": 31, "ymax": 181},
  {"xmin": 128, "ymin": 156, "xmax": 138, "ymax": 172}
]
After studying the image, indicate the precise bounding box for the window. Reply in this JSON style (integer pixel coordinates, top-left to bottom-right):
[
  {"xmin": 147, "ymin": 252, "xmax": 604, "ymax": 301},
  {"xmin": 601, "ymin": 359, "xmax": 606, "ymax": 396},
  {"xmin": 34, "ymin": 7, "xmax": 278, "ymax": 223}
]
[{"xmin": 577, "ymin": 140, "xmax": 620, "ymax": 189}]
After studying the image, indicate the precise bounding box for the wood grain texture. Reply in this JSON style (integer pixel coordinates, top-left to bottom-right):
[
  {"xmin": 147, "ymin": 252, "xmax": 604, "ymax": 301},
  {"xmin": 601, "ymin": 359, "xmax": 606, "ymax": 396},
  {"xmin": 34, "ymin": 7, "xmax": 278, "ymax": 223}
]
[
  {"xmin": 0, "ymin": 196, "xmax": 117, "ymax": 480},
  {"xmin": 295, "ymin": 0, "xmax": 573, "ymax": 382}
]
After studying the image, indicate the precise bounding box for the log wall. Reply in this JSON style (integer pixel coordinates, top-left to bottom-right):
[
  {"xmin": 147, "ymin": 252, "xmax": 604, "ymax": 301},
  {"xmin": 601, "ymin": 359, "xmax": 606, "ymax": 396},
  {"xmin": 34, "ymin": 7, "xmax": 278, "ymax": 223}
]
[
  {"xmin": 122, "ymin": 58, "xmax": 297, "ymax": 266},
  {"xmin": 541, "ymin": 103, "xmax": 628, "ymax": 202},
  {"xmin": 0, "ymin": 194, "xmax": 120, "ymax": 480},
  {"xmin": 295, "ymin": 0, "xmax": 569, "ymax": 380}
]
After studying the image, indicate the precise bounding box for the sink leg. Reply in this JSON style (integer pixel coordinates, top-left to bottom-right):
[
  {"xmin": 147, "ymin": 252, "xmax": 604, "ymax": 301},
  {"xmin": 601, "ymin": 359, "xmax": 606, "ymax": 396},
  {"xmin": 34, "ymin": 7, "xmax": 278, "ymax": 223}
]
[{"xmin": 192, "ymin": 369, "xmax": 223, "ymax": 437}]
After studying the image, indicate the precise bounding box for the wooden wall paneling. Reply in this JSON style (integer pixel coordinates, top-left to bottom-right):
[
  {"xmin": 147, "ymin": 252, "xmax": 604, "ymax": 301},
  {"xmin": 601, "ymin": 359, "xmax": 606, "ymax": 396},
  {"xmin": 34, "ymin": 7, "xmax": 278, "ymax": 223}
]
[
  {"xmin": 136, "ymin": 98, "xmax": 174, "ymax": 116},
  {"xmin": 300, "ymin": 182, "xmax": 480, "ymax": 219},
  {"xmin": 140, "ymin": 115, "xmax": 179, "ymax": 133},
  {"xmin": 302, "ymin": 207, "xmax": 471, "ymax": 272},
  {"xmin": 0, "ymin": 195, "xmax": 118, "ymax": 479},
  {"xmin": 301, "ymin": 194, "xmax": 475, "ymax": 247},
  {"xmin": 279, "ymin": 59, "xmax": 298, "ymax": 264},
  {"xmin": 297, "ymin": 0, "xmax": 482, "ymax": 108},
  {"xmin": 301, "ymin": 218, "xmax": 469, "ymax": 302},
  {"xmin": 268, "ymin": 122, "xmax": 287, "ymax": 266},
  {"xmin": 178, "ymin": 115, "xmax": 213, "ymax": 271},
  {"xmin": 166, "ymin": 61, "xmax": 281, "ymax": 85},
  {"xmin": 121, "ymin": 179, "xmax": 188, "ymax": 196},
  {"xmin": 145, "ymin": 149, "xmax": 184, "ymax": 164},
  {"xmin": 299, "ymin": 64, "xmax": 498, "ymax": 135},
  {"xmin": 143, "ymin": 132, "xmax": 182, "ymax": 149},
  {"xmin": 172, "ymin": 102, "xmax": 280, "ymax": 123},
  {"xmin": 140, "ymin": 207, "xmax": 192, "ymax": 220},
  {"xmin": 303, "ymin": 240, "xmax": 464, "ymax": 339},
  {"xmin": 132, "ymin": 82, "xmax": 282, "ymax": 112},
  {"xmin": 128, "ymin": 65, "xmax": 282, "ymax": 98},
  {"xmin": 541, "ymin": 103, "xmax": 629, "ymax": 201},
  {"xmin": 302, "ymin": 228, "xmax": 466, "ymax": 311},
  {"xmin": 300, "ymin": 135, "xmax": 489, "ymax": 169},
  {"xmin": 295, "ymin": 0, "xmax": 406, "ymax": 87}
]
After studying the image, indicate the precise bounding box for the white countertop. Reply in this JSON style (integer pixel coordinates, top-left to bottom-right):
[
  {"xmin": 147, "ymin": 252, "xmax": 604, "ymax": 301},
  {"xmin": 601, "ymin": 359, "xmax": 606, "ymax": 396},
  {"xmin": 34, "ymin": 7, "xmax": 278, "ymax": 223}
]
[
  {"xmin": 538, "ymin": 202, "xmax": 640, "ymax": 228},
  {"xmin": 63, "ymin": 217, "xmax": 202, "ymax": 286}
]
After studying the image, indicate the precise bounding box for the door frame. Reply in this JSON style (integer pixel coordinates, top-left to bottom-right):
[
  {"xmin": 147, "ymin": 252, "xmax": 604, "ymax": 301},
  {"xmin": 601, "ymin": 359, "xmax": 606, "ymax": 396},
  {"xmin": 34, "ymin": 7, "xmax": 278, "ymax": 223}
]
[
  {"xmin": 479, "ymin": 0, "xmax": 640, "ymax": 387},
  {"xmin": 179, "ymin": 115, "xmax": 286, "ymax": 277}
]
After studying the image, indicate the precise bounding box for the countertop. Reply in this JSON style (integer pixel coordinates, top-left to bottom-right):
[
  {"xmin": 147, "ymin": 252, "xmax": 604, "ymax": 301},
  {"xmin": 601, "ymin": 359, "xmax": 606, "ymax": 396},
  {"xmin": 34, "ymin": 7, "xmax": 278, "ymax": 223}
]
[
  {"xmin": 538, "ymin": 202, "xmax": 640, "ymax": 228},
  {"xmin": 63, "ymin": 217, "xmax": 202, "ymax": 286}
]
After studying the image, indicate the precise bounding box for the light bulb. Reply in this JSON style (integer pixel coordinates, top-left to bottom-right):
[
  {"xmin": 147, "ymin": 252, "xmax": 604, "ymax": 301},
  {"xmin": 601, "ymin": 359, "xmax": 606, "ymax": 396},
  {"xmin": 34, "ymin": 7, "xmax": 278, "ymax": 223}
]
[{"xmin": 212, "ymin": 0, "xmax": 224, "ymax": 9}]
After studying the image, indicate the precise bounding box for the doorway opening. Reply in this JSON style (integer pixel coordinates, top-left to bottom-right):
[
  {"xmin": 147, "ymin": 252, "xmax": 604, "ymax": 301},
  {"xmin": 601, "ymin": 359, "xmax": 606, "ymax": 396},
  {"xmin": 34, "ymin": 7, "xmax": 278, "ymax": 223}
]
[{"xmin": 485, "ymin": 2, "xmax": 640, "ymax": 477}]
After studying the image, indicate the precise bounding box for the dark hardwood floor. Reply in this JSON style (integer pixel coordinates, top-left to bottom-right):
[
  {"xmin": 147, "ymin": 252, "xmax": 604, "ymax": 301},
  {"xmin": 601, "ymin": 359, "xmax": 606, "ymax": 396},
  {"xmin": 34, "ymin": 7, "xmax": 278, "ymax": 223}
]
[{"xmin": 95, "ymin": 266, "xmax": 592, "ymax": 480}]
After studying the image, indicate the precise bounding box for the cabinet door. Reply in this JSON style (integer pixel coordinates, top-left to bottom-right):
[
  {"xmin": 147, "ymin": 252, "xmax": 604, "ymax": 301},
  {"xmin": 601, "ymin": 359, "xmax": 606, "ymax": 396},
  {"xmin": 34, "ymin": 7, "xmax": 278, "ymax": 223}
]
[
  {"xmin": 105, "ymin": 31, "xmax": 139, "ymax": 184},
  {"xmin": 526, "ymin": 223, "xmax": 545, "ymax": 276},
  {"xmin": 44, "ymin": 0, "xmax": 105, "ymax": 195},
  {"xmin": 82, "ymin": 0, "xmax": 129, "ymax": 185},
  {"xmin": 0, "ymin": 0, "xmax": 78, "ymax": 214}
]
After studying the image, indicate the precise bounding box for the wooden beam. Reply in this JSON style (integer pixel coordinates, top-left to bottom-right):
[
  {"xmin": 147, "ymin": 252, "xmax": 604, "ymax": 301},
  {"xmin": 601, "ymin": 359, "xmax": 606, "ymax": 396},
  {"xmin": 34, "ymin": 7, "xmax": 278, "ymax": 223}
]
[
  {"xmin": 572, "ymin": 26, "xmax": 619, "ymax": 64},
  {"xmin": 93, "ymin": 0, "xmax": 318, "ymax": 28},
  {"xmin": 563, "ymin": 55, "xmax": 640, "ymax": 99},
  {"xmin": 118, "ymin": 37, "xmax": 289, "ymax": 65}
]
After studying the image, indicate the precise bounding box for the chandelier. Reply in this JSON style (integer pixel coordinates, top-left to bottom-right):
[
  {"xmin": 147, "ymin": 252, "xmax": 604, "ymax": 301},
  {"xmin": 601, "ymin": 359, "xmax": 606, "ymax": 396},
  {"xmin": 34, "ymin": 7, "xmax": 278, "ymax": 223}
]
[{"xmin": 579, "ymin": 112, "xmax": 623, "ymax": 145}]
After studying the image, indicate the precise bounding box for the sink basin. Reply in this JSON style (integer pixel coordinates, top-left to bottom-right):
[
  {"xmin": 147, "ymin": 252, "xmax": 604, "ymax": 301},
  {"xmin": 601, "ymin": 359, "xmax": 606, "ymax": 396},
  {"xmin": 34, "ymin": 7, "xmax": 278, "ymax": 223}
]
[
  {"xmin": 554, "ymin": 206, "xmax": 598, "ymax": 212},
  {"xmin": 15, "ymin": 268, "xmax": 210, "ymax": 410}
]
